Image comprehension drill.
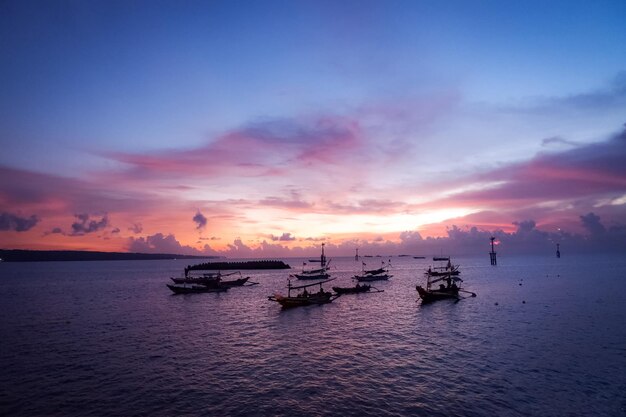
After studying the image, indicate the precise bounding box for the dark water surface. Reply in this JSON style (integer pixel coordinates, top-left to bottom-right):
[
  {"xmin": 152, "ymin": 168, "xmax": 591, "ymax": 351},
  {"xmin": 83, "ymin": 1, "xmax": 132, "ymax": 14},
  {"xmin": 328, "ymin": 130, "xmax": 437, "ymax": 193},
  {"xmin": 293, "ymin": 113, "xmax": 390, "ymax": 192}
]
[{"xmin": 1, "ymin": 255, "xmax": 625, "ymax": 416}]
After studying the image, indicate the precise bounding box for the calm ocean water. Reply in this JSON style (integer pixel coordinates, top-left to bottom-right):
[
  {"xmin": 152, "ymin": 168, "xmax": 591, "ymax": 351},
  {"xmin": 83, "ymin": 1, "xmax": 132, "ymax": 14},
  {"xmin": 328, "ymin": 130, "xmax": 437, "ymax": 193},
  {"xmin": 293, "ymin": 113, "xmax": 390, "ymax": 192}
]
[{"xmin": 1, "ymin": 254, "xmax": 625, "ymax": 416}]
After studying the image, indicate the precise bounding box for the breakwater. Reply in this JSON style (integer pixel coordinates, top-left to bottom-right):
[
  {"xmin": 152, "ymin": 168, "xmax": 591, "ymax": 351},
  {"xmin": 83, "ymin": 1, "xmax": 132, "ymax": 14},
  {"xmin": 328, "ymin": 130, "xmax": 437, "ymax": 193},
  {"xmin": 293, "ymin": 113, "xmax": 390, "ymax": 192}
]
[{"xmin": 185, "ymin": 260, "xmax": 291, "ymax": 273}]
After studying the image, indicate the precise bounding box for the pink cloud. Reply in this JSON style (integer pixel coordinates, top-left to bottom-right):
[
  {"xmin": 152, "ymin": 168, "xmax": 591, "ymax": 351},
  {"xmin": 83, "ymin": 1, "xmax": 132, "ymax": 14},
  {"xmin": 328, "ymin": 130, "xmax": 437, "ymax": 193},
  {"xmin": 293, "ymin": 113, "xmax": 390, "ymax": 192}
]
[
  {"xmin": 104, "ymin": 115, "xmax": 367, "ymax": 180},
  {"xmin": 425, "ymin": 127, "xmax": 626, "ymax": 211},
  {"xmin": 0, "ymin": 165, "xmax": 169, "ymax": 215}
]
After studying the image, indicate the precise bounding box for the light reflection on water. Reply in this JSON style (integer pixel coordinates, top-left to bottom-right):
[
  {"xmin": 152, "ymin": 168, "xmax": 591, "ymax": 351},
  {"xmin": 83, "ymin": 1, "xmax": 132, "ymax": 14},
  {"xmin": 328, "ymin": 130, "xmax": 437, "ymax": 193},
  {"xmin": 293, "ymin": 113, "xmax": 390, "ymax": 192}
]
[{"xmin": 1, "ymin": 255, "xmax": 625, "ymax": 416}]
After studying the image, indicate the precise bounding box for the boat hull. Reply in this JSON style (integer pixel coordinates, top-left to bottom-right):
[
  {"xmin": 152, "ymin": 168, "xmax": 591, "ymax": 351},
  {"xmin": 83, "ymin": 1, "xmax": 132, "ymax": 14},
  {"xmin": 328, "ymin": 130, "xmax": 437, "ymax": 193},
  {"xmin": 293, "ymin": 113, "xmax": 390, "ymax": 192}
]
[
  {"xmin": 171, "ymin": 276, "xmax": 249, "ymax": 287},
  {"xmin": 166, "ymin": 284, "xmax": 229, "ymax": 294},
  {"xmin": 268, "ymin": 293, "xmax": 333, "ymax": 308},
  {"xmin": 354, "ymin": 274, "xmax": 391, "ymax": 282},
  {"xmin": 425, "ymin": 270, "xmax": 460, "ymax": 277},
  {"xmin": 332, "ymin": 285, "xmax": 371, "ymax": 294},
  {"xmin": 292, "ymin": 273, "xmax": 331, "ymax": 280},
  {"xmin": 215, "ymin": 277, "xmax": 249, "ymax": 287},
  {"xmin": 416, "ymin": 285, "xmax": 459, "ymax": 302}
]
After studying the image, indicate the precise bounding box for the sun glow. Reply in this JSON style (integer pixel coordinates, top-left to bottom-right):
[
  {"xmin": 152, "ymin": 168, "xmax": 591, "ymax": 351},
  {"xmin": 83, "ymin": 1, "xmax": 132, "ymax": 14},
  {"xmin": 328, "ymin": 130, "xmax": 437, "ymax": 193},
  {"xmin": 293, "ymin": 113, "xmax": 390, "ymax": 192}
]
[{"xmin": 244, "ymin": 207, "xmax": 478, "ymax": 239}]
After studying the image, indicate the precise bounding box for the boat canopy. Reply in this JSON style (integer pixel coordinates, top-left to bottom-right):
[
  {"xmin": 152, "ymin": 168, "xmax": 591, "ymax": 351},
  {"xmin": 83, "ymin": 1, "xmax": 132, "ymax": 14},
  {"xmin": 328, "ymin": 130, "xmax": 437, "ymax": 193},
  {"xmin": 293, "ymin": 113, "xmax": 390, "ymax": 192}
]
[{"xmin": 429, "ymin": 275, "xmax": 463, "ymax": 285}]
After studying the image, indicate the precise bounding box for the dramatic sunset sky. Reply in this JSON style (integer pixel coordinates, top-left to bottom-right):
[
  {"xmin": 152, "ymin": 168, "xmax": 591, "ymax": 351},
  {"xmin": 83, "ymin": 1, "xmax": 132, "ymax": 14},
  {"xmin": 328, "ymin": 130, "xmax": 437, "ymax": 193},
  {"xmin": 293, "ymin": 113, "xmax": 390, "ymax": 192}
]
[{"xmin": 1, "ymin": 1, "xmax": 625, "ymax": 257}]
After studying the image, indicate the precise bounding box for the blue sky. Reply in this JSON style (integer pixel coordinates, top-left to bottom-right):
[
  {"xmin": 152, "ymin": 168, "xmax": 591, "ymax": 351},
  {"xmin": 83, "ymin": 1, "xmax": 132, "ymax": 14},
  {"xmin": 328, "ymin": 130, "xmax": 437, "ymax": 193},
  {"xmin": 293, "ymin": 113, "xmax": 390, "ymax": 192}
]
[{"xmin": 1, "ymin": 0, "xmax": 625, "ymax": 255}]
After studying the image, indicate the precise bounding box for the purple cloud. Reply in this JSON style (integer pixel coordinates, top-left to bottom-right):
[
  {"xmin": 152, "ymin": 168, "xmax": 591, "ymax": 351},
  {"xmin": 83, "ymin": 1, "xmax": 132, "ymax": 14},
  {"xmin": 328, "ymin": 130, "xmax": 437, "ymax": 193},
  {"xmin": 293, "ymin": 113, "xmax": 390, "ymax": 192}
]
[
  {"xmin": 513, "ymin": 220, "xmax": 536, "ymax": 233},
  {"xmin": 128, "ymin": 232, "xmax": 220, "ymax": 256},
  {"xmin": 129, "ymin": 223, "xmax": 143, "ymax": 234},
  {"xmin": 193, "ymin": 211, "xmax": 207, "ymax": 230},
  {"xmin": 70, "ymin": 213, "xmax": 109, "ymax": 236},
  {"xmin": 580, "ymin": 212, "xmax": 606, "ymax": 236},
  {"xmin": 0, "ymin": 212, "xmax": 39, "ymax": 232},
  {"xmin": 43, "ymin": 227, "xmax": 65, "ymax": 236}
]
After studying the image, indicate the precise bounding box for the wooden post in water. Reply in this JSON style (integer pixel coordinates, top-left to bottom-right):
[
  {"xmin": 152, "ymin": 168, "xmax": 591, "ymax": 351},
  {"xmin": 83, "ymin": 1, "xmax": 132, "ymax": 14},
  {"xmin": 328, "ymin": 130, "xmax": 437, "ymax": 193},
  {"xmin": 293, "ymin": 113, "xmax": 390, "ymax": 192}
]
[
  {"xmin": 556, "ymin": 243, "xmax": 561, "ymax": 258},
  {"xmin": 321, "ymin": 243, "xmax": 327, "ymax": 267},
  {"xmin": 355, "ymin": 248, "xmax": 359, "ymax": 261},
  {"xmin": 489, "ymin": 237, "xmax": 497, "ymax": 266}
]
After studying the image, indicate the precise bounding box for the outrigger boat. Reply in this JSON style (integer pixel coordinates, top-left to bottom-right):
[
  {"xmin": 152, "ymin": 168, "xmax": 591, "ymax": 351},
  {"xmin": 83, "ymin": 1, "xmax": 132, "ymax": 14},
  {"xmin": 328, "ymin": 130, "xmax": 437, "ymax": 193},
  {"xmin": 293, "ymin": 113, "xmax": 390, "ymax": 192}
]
[
  {"xmin": 166, "ymin": 284, "xmax": 229, "ymax": 295},
  {"xmin": 171, "ymin": 271, "xmax": 249, "ymax": 286},
  {"xmin": 291, "ymin": 264, "xmax": 331, "ymax": 280},
  {"xmin": 268, "ymin": 278, "xmax": 339, "ymax": 308},
  {"xmin": 416, "ymin": 274, "xmax": 462, "ymax": 302},
  {"xmin": 291, "ymin": 244, "xmax": 332, "ymax": 280},
  {"xmin": 353, "ymin": 261, "xmax": 393, "ymax": 282},
  {"xmin": 170, "ymin": 272, "xmax": 221, "ymax": 285},
  {"xmin": 333, "ymin": 283, "xmax": 376, "ymax": 294},
  {"xmin": 167, "ymin": 271, "xmax": 255, "ymax": 294},
  {"xmin": 416, "ymin": 259, "xmax": 475, "ymax": 303},
  {"xmin": 354, "ymin": 273, "xmax": 391, "ymax": 282}
]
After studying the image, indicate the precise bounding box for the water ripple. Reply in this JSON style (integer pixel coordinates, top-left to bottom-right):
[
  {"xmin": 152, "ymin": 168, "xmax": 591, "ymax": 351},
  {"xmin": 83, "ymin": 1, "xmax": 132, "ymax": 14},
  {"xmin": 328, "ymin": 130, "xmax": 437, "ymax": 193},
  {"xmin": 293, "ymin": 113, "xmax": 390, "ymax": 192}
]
[{"xmin": 1, "ymin": 255, "xmax": 625, "ymax": 416}]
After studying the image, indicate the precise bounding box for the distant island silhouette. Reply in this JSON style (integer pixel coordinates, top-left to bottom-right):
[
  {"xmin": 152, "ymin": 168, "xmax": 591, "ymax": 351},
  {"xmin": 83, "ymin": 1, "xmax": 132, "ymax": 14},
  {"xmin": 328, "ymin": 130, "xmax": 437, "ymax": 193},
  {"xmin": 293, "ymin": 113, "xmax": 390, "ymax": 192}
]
[{"xmin": 0, "ymin": 249, "xmax": 220, "ymax": 262}]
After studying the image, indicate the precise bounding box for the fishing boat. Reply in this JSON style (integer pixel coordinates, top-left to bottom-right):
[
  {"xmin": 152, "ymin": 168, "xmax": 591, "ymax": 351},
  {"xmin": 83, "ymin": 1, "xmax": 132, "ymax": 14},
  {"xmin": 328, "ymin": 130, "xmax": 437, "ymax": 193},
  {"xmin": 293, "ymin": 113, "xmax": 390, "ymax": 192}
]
[
  {"xmin": 354, "ymin": 273, "xmax": 391, "ymax": 282},
  {"xmin": 166, "ymin": 284, "xmax": 229, "ymax": 294},
  {"xmin": 291, "ymin": 244, "xmax": 331, "ymax": 280},
  {"xmin": 170, "ymin": 272, "xmax": 221, "ymax": 285},
  {"xmin": 353, "ymin": 261, "xmax": 393, "ymax": 282},
  {"xmin": 170, "ymin": 271, "xmax": 248, "ymax": 285},
  {"xmin": 415, "ymin": 275, "xmax": 461, "ymax": 302},
  {"xmin": 416, "ymin": 260, "xmax": 475, "ymax": 302},
  {"xmin": 291, "ymin": 265, "xmax": 331, "ymax": 280},
  {"xmin": 332, "ymin": 283, "xmax": 372, "ymax": 294},
  {"xmin": 268, "ymin": 278, "xmax": 339, "ymax": 308}
]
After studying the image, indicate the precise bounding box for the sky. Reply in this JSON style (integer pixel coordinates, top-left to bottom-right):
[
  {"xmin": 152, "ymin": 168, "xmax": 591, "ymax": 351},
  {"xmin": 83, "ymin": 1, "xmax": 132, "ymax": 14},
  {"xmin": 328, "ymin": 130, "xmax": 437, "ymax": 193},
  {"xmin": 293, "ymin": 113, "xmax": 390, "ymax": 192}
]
[{"xmin": 1, "ymin": 0, "xmax": 626, "ymax": 257}]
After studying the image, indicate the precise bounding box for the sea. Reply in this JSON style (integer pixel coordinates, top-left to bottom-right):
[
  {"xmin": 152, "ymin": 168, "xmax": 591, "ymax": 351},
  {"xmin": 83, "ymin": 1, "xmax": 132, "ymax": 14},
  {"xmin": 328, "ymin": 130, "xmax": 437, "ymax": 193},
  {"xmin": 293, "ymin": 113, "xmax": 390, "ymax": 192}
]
[{"xmin": 1, "ymin": 254, "xmax": 625, "ymax": 416}]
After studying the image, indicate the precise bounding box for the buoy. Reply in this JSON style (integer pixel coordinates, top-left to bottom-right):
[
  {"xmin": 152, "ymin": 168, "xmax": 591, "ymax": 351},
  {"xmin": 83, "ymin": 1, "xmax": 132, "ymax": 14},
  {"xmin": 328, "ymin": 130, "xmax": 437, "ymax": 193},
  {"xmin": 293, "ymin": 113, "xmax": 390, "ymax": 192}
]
[
  {"xmin": 522, "ymin": 301, "xmax": 526, "ymax": 304},
  {"xmin": 495, "ymin": 302, "xmax": 499, "ymax": 306}
]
